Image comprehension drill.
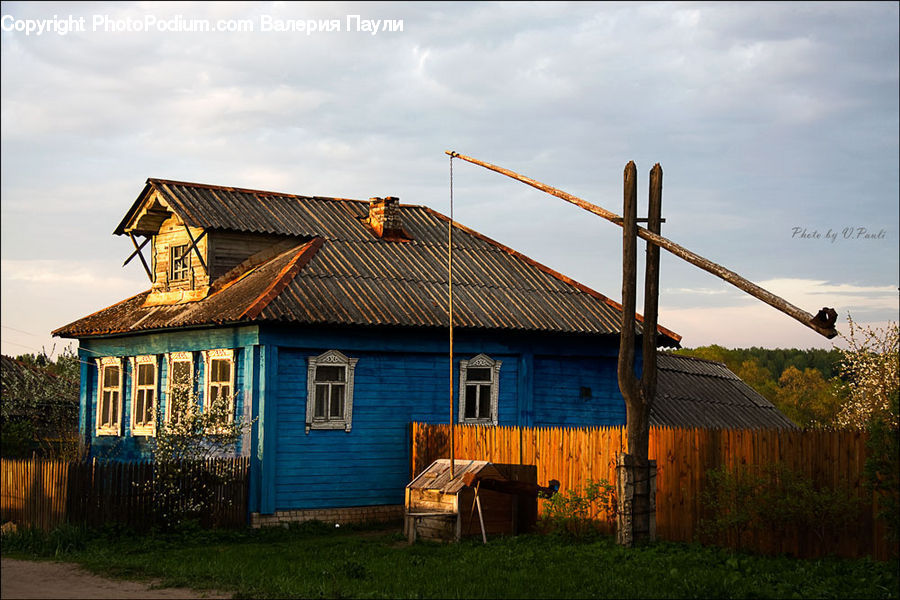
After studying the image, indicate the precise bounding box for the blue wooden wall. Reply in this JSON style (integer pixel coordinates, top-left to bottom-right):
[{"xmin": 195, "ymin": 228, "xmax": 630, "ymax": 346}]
[{"xmin": 75, "ymin": 324, "xmax": 632, "ymax": 513}]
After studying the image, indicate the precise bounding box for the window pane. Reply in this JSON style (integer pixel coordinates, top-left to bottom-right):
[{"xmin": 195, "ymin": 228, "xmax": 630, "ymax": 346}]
[
  {"xmin": 101, "ymin": 391, "xmax": 111, "ymax": 426},
  {"xmin": 172, "ymin": 361, "xmax": 191, "ymax": 387},
  {"xmin": 315, "ymin": 385, "xmax": 328, "ymax": 418},
  {"xmin": 111, "ymin": 391, "xmax": 118, "ymax": 423},
  {"xmin": 104, "ymin": 366, "xmax": 119, "ymax": 387},
  {"xmin": 136, "ymin": 389, "xmax": 146, "ymax": 423},
  {"xmin": 145, "ymin": 390, "xmax": 155, "ymax": 423},
  {"xmin": 209, "ymin": 385, "xmax": 220, "ymax": 407},
  {"xmin": 138, "ymin": 363, "xmax": 154, "ymax": 386},
  {"xmin": 330, "ymin": 385, "xmax": 344, "ymax": 419},
  {"xmin": 465, "ymin": 385, "xmax": 477, "ymax": 418},
  {"xmin": 467, "ymin": 367, "xmax": 491, "ymax": 382},
  {"xmin": 478, "ymin": 385, "xmax": 492, "ymax": 419},
  {"xmin": 316, "ymin": 366, "xmax": 344, "ymax": 382},
  {"xmin": 211, "ymin": 359, "xmax": 230, "ymax": 383}
]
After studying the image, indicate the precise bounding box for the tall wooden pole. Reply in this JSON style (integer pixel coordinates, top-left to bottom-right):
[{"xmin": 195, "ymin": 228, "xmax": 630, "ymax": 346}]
[
  {"xmin": 445, "ymin": 151, "xmax": 838, "ymax": 339},
  {"xmin": 617, "ymin": 162, "xmax": 661, "ymax": 547},
  {"xmin": 448, "ymin": 155, "xmax": 455, "ymax": 479},
  {"xmin": 638, "ymin": 164, "xmax": 663, "ymax": 456}
]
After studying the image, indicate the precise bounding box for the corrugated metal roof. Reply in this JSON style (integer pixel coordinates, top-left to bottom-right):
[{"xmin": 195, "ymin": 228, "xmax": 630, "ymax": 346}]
[
  {"xmin": 60, "ymin": 179, "xmax": 682, "ymax": 343},
  {"xmin": 652, "ymin": 353, "xmax": 797, "ymax": 429}
]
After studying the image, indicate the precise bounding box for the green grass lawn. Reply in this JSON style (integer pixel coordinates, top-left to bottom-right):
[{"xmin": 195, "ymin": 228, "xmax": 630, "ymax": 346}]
[{"xmin": 2, "ymin": 522, "xmax": 898, "ymax": 599}]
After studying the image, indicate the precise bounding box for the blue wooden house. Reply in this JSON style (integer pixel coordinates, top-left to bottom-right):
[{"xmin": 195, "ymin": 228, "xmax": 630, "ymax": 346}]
[{"xmin": 54, "ymin": 178, "xmax": 787, "ymax": 525}]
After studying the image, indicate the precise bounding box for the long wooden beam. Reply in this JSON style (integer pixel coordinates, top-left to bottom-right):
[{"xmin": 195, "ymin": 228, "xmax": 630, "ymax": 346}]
[{"xmin": 446, "ymin": 151, "xmax": 838, "ymax": 339}]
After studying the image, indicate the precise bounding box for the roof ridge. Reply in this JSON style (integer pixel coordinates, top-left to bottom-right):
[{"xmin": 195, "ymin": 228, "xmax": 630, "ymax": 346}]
[
  {"xmin": 149, "ymin": 178, "xmax": 370, "ymax": 204},
  {"xmin": 240, "ymin": 237, "xmax": 325, "ymax": 320},
  {"xmin": 660, "ymin": 352, "xmax": 729, "ymax": 367}
]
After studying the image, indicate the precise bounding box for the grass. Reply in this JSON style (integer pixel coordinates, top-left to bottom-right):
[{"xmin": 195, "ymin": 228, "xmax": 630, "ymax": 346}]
[{"xmin": 2, "ymin": 522, "xmax": 898, "ymax": 599}]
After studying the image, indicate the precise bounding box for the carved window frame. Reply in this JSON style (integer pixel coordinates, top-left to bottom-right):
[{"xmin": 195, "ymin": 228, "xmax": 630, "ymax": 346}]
[
  {"xmin": 306, "ymin": 350, "xmax": 358, "ymax": 433},
  {"xmin": 129, "ymin": 355, "xmax": 158, "ymax": 436},
  {"xmin": 95, "ymin": 357, "xmax": 123, "ymax": 436},
  {"xmin": 458, "ymin": 353, "xmax": 502, "ymax": 425},
  {"xmin": 203, "ymin": 349, "xmax": 235, "ymax": 426},
  {"xmin": 165, "ymin": 351, "xmax": 195, "ymax": 425}
]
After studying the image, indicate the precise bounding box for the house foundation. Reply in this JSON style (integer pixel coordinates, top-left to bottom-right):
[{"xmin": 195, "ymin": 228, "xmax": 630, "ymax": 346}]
[{"xmin": 251, "ymin": 504, "xmax": 403, "ymax": 528}]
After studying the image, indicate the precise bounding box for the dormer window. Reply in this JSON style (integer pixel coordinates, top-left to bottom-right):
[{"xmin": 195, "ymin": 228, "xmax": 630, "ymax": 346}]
[{"xmin": 170, "ymin": 244, "xmax": 189, "ymax": 281}]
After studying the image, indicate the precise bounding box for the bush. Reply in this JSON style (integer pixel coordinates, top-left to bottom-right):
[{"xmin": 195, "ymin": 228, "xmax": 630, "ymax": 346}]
[
  {"xmin": 1, "ymin": 523, "xmax": 93, "ymax": 557},
  {"xmin": 700, "ymin": 463, "xmax": 863, "ymax": 553},
  {"xmin": 865, "ymin": 391, "xmax": 900, "ymax": 552},
  {"xmin": 538, "ymin": 479, "xmax": 615, "ymax": 539}
]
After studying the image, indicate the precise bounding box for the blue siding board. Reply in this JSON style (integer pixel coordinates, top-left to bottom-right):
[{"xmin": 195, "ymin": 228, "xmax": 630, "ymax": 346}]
[{"xmin": 76, "ymin": 322, "xmax": 630, "ymax": 513}]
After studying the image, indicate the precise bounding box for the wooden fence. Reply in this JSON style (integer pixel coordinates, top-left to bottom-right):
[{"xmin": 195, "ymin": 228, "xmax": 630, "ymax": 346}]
[
  {"xmin": 410, "ymin": 423, "xmax": 893, "ymax": 560},
  {"xmin": 1, "ymin": 457, "xmax": 249, "ymax": 531}
]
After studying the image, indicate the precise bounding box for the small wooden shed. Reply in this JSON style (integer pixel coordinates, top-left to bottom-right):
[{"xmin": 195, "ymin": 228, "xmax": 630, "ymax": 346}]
[{"xmin": 404, "ymin": 459, "xmax": 538, "ymax": 543}]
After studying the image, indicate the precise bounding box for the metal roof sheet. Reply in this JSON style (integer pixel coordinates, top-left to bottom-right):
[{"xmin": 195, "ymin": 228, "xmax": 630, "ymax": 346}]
[
  {"xmin": 652, "ymin": 353, "xmax": 797, "ymax": 429},
  {"xmin": 61, "ymin": 179, "xmax": 682, "ymax": 343}
]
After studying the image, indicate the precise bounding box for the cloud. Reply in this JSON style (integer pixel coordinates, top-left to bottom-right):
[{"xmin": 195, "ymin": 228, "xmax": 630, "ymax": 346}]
[{"xmin": 1, "ymin": 1, "xmax": 896, "ymax": 359}]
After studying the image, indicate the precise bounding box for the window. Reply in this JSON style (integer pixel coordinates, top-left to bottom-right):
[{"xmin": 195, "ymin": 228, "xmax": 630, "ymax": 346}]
[
  {"xmin": 458, "ymin": 354, "xmax": 502, "ymax": 425},
  {"xmin": 130, "ymin": 356, "xmax": 158, "ymax": 435},
  {"xmin": 96, "ymin": 357, "xmax": 123, "ymax": 435},
  {"xmin": 306, "ymin": 350, "xmax": 358, "ymax": 433},
  {"xmin": 204, "ymin": 349, "xmax": 234, "ymax": 426},
  {"xmin": 170, "ymin": 244, "xmax": 189, "ymax": 281},
  {"xmin": 166, "ymin": 352, "xmax": 194, "ymax": 425}
]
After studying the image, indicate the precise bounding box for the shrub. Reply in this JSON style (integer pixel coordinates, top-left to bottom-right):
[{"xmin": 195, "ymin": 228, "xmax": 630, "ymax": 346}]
[
  {"xmin": 538, "ymin": 479, "xmax": 615, "ymax": 539},
  {"xmin": 865, "ymin": 391, "xmax": 899, "ymax": 552},
  {"xmin": 700, "ymin": 463, "xmax": 863, "ymax": 553}
]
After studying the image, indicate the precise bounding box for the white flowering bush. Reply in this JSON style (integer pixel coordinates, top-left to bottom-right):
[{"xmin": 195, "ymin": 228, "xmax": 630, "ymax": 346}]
[
  {"xmin": 148, "ymin": 371, "xmax": 250, "ymax": 528},
  {"xmin": 835, "ymin": 317, "xmax": 899, "ymax": 428}
]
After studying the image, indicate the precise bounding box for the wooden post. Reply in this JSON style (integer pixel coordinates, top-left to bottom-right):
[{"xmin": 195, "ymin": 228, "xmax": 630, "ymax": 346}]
[{"xmin": 616, "ymin": 162, "xmax": 659, "ymax": 547}]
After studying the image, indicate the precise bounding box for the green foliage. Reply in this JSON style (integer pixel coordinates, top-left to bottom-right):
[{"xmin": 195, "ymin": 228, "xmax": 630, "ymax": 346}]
[
  {"xmin": 537, "ymin": 479, "xmax": 615, "ymax": 539},
  {"xmin": 674, "ymin": 346, "xmax": 848, "ymax": 427},
  {"xmin": 147, "ymin": 373, "xmax": 250, "ymax": 528},
  {"xmin": 700, "ymin": 465, "xmax": 768, "ymax": 550},
  {"xmin": 3, "ymin": 525, "xmax": 897, "ymax": 599},
  {"xmin": 865, "ymin": 391, "xmax": 900, "ymax": 551},
  {"xmin": 700, "ymin": 464, "xmax": 863, "ymax": 551},
  {"xmin": 1, "ymin": 347, "xmax": 82, "ymax": 458},
  {"xmin": 775, "ymin": 366, "xmax": 843, "ymax": 427},
  {"xmin": 1, "ymin": 523, "xmax": 93, "ymax": 557}
]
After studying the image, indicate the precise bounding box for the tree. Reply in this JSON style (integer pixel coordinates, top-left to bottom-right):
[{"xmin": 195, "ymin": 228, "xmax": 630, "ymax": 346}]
[
  {"xmin": 835, "ymin": 318, "xmax": 899, "ymax": 428},
  {"xmin": 735, "ymin": 359, "xmax": 778, "ymax": 402},
  {"xmin": 775, "ymin": 366, "xmax": 842, "ymax": 427},
  {"xmin": 1, "ymin": 347, "xmax": 81, "ymax": 459}
]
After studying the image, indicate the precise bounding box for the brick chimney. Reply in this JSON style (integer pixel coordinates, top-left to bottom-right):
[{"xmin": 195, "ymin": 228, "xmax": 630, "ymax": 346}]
[{"xmin": 368, "ymin": 196, "xmax": 405, "ymax": 239}]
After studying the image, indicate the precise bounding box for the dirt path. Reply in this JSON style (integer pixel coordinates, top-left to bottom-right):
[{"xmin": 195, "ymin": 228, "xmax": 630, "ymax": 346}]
[{"xmin": 0, "ymin": 558, "xmax": 230, "ymax": 599}]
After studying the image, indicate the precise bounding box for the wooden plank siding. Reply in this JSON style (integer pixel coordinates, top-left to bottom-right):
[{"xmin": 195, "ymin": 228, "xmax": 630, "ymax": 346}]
[
  {"xmin": 81, "ymin": 342, "xmax": 248, "ymax": 461},
  {"xmin": 272, "ymin": 344, "xmax": 621, "ymax": 511},
  {"xmin": 207, "ymin": 231, "xmax": 290, "ymax": 279},
  {"xmin": 152, "ymin": 214, "xmax": 209, "ymax": 292},
  {"xmin": 1, "ymin": 457, "xmax": 249, "ymax": 531},
  {"xmin": 410, "ymin": 423, "xmax": 891, "ymax": 560}
]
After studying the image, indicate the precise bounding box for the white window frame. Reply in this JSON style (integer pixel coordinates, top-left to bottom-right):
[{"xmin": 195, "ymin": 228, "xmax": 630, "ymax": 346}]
[
  {"xmin": 458, "ymin": 353, "xmax": 502, "ymax": 425},
  {"xmin": 306, "ymin": 350, "xmax": 358, "ymax": 433},
  {"xmin": 95, "ymin": 357, "xmax": 123, "ymax": 436},
  {"xmin": 203, "ymin": 349, "xmax": 235, "ymax": 425},
  {"xmin": 165, "ymin": 351, "xmax": 194, "ymax": 425},
  {"xmin": 129, "ymin": 355, "xmax": 158, "ymax": 436},
  {"xmin": 169, "ymin": 243, "xmax": 189, "ymax": 282}
]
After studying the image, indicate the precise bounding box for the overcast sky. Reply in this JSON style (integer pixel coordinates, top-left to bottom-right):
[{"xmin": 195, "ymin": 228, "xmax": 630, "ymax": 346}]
[{"xmin": 1, "ymin": 1, "xmax": 898, "ymax": 359}]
